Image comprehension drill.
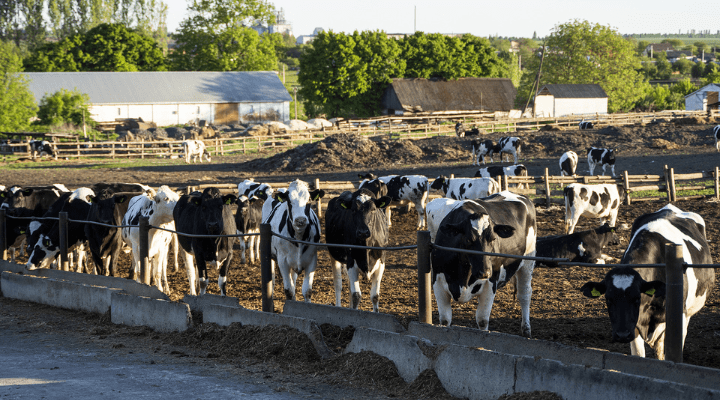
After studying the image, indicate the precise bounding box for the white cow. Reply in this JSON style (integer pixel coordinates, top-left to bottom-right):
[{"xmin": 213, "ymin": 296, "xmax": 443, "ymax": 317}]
[
  {"xmin": 425, "ymin": 198, "xmax": 462, "ymax": 242},
  {"xmin": 359, "ymin": 174, "xmax": 429, "ymax": 229},
  {"xmin": 430, "ymin": 176, "xmax": 500, "ymax": 200},
  {"xmin": 564, "ymin": 183, "xmax": 622, "ymax": 234},
  {"xmin": 182, "ymin": 140, "xmax": 211, "ymax": 163},
  {"xmin": 559, "ymin": 151, "xmax": 578, "ymax": 176},
  {"xmin": 121, "ymin": 185, "xmax": 179, "ymax": 293}
]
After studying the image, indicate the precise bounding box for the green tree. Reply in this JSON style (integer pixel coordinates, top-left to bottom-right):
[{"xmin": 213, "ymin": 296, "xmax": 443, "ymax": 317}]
[
  {"xmin": 703, "ymin": 71, "xmax": 720, "ymax": 85},
  {"xmin": 672, "ymin": 58, "xmax": 693, "ymax": 75},
  {"xmin": 520, "ymin": 20, "xmax": 645, "ymax": 112},
  {"xmin": 670, "ymin": 78, "xmax": 697, "ymax": 97},
  {"xmin": 661, "ymin": 38, "xmax": 683, "ymax": 48},
  {"xmin": 0, "ymin": 40, "xmax": 37, "ymax": 131},
  {"xmin": 655, "ymin": 52, "xmax": 672, "ymax": 80},
  {"xmin": 24, "ymin": 23, "xmax": 167, "ymax": 72},
  {"xmin": 639, "ymin": 61, "xmax": 657, "ymax": 80},
  {"xmin": 703, "ymin": 61, "xmax": 719, "ymax": 77},
  {"xmin": 691, "ymin": 60, "xmax": 705, "ymax": 78},
  {"xmin": 636, "ymin": 40, "xmax": 650, "ymax": 56},
  {"xmin": 35, "ymin": 88, "xmax": 93, "ymax": 127},
  {"xmin": 694, "ymin": 41, "xmax": 708, "ymax": 56}
]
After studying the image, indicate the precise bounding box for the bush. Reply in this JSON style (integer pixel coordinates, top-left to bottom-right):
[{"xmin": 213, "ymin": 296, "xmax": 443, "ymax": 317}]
[{"xmin": 35, "ymin": 89, "xmax": 95, "ymax": 128}]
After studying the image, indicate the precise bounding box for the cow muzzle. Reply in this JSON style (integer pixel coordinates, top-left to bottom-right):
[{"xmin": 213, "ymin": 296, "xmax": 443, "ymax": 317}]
[
  {"xmin": 356, "ymin": 227, "xmax": 371, "ymax": 240},
  {"xmin": 612, "ymin": 330, "xmax": 634, "ymax": 343},
  {"xmin": 293, "ymin": 216, "xmax": 308, "ymax": 230}
]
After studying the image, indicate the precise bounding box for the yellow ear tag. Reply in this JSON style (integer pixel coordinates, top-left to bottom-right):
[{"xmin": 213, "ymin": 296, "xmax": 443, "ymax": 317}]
[
  {"xmin": 591, "ymin": 288, "xmax": 602, "ymax": 297},
  {"xmin": 341, "ymin": 203, "xmax": 348, "ymax": 209},
  {"xmin": 379, "ymin": 202, "xmax": 386, "ymax": 208},
  {"xmin": 118, "ymin": 197, "xmax": 125, "ymax": 203},
  {"xmin": 313, "ymin": 194, "xmax": 320, "ymax": 201},
  {"xmin": 611, "ymin": 229, "xmax": 615, "ymax": 233},
  {"xmin": 645, "ymin": 288, "xmax": 656, "ymax": 296},
  {"xmin": 225, "ymin": 198, "xmax": 232, "ymax": 205},
  {"xmin": 20, "ymin": 230, "xmax": 25, "ymax": 234}
]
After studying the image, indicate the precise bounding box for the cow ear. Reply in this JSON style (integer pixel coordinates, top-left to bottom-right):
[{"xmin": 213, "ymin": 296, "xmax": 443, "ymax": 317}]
[
  {"xmin": 276, "ymin": 191, "xmax": 289, "ymax": 203},
  {"xmin": 87, "ymin": 195, "xmax": 97, "ymax": 203},
  {"xmin": 310, "ymin": 189, "xmax": 325, "ymax": 201},
  {"xmin": 374, "ymin": 196, "xmax": 392, "ymax": 209},
  {"xmin": 222, "ymin": 194, "xmax": 237, "ymax": 205},
  {"xmin": 357, "ymin": 174, "xmax": 364, "ymax": 180},
  {"xmin": 640, "ymin": 280, "xmax": 666, "ymax": 297},
  {"xmin": 114, "ymin": 195, "xmax": 127, "ymax": 204},
  {"xmin": 254, "ymin": 190, "xmax": 268, "ymax": 201},
  {"xmin": 580, "ymin": 281, "xmax": 606, "ymax": 298},
  {"xmin": 493, "ymin": 224, "xmax": 515, "ymax": 239},
  {"xmin": 23, "ymin": 188, "xmax": 33, "ymax": 195}
]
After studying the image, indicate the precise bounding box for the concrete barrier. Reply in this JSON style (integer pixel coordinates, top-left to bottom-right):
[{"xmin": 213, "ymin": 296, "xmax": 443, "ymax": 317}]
[
  {"xmin": 603, "ymin": 351, "xmax": 720, "ymax": 391},
  {"xmin": 183, "ymin": 294, "xmax": 240, "ymax": 313},
  {"xmin": 282, "ymin": 300, "xmax": 406, "ymax": 333},
  {"xmin": 515, "ymin": 355, "xmax": 719, "ymax": 400},
  {"xmin": 1, "ymin": 271, "xmax": 118, "ymax": 314},
  {"xmin": 111, "ymin": 292, "xmax": 191, "ymax": 332},
  {"xmin": 344, "ymin": 328, "xmax": 433, "ymax": 383},
  {"xmin": 202, "ymin": 303, "xmax": 332, "ymax": 359},
  {"xmin": 434, "ymin": 344, "xmax": 516, "ymax": 399}
]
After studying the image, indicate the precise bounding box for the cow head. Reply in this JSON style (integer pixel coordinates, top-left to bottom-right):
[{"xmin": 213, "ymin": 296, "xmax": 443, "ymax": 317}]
[
  {"xmin": 358, "ymin": 179, "xmax": 388, "ymax": 198},
  {"xmin": 430, "ymin": 176, "xmax": 449, "ymax": 195},
  {"xmin": 235, "ymin": 195, "xmax": 262, "ymax": 231},
  {"xmin": 190, "ymin": 188, "xmax": 235, "ymax": 235},
  {"xmin": 276, "ymin": 180, "xmax": 324, "ymax": 237},
  {"xmin": 148, "ymin": 186, "xmax": 180, "ymax": 225},
  {"xmin": 358, "ymin": 173, "xmax": 377, "ymax": 181},
  {"xmin": 455, "ymin": 122, "xmax": 465, "ymax": 137},
  {"xmin": 339, "ymin": 189, "xmax": 391, "ymax": 241},
  {"xmin": 26, "ymin": 233, "xmax": 58, "ymax": 270},
  {"xmin": 87, "ymin": 189, "xmax": 128, "ymax": 225},
  {"xmin": 238, "ymin": 179, "xmax": 272, "ymax": 201},
  {"xmin": 5, "ymin": 188, "xmax": 34, "ymax": 209},
  {"xmin": 580, "ymin": 268, "xmax": 665, "ymax": 343}
]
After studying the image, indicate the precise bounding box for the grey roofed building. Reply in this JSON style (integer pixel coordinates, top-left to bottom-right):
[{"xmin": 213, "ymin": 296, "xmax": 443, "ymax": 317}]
[
  {"xmin": 536, "ymin": 84, "xmax": 608, "ymax": 99},
  {"xmin": 381, "ymin": 77, "xmax": 517, "ymax": 114}
]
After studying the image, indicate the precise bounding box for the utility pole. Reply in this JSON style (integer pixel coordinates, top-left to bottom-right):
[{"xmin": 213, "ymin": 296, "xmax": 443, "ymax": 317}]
[{"xmin": 293, "ymin": 87, "xmax": 298, "ymax": 120}]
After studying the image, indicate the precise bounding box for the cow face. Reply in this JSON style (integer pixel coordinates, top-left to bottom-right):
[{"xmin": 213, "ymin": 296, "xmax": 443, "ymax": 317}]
[
  {"xmin": 581, "ymin": 268, "xmax": 665, "ymax": 343},
  {"xmin": 88, "ymin": 190, "xmax": 128, "ymax": 225},
  {"xmin": 26, "ymin": 233, "xmax": 58, "ymax": 270},
  {"xmin": 5, "ymin": 188, "xmax": 34, "ymax": 209},
  {"xmin": 192, "ymin": 189, "xmax": 236, "ymax": 235},
  {"xmin": 149, "ymin": 186, "xmax": 180, "ymax": 224},
  {"xmin": 358, "ymin": 179, "xmax": 388, "ymax": 198},
  {"xmin": 235, "ymin": 196, "xmax": 262, "ymax": 232},
  {"xmin": 340, "ymin": 191, "xmax": 391, "ymax": 241},
  {"xmin": 430, "ymin": 176, "xmax": 448, "ymax": 193},
  {"xmin": 276, "ymin": 180, "xmax": 324, "ymax": 236}
]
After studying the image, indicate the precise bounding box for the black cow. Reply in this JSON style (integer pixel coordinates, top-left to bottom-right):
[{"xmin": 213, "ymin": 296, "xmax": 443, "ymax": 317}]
[
  {"xmin": 2, "ymin": 185, "xmax": 69, "ymax": 215},
  {"xmin": 455, "ymin": 122, "xmax": 480, "ymax": 137},
  {"xmin": 92, "ymin": 182, "xmax": 155, "ymax": 196},
  {"xmin": 432, "ymin": 192, "xmax": 537, "ymax": 337},
  {"xmin": 29, "ymin": 140, "xmax": 57, "ymax": 159},
  {"xmin": 579, "ymin": 119, "xmax": 594, "ymax": 129},
  {"xmin": 536, "ymin": 223, "xmax": 619, "ymax": 267},
  {"xmin": 587, "ymin": 147, "xmax": 616, "ymax": 176},
  {"xmin": 85, "ymin": 189, "xmax": 136, "ymax": 276},
  {"xmin": 235, "ymin": 195, "xmax": 265, "ymax": 264},
  {"xmin": 325, "ymin": 188, "xmax": 391, "ymax": 311},
  {"xmin": 174, "ymin": 188, "xmax": 237, "ymax": 296},
  {"xmin": 580, "ymin": 204, "xmax": 715, "ymax": 359}
]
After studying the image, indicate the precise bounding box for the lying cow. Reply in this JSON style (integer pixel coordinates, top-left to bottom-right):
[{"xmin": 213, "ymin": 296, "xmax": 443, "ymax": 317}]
[
  {"xmin": 474, "ymin": 164, "xmax": 528, "ymax": 189},
  {"xmin": 559, "ymin": 151, "xmax": 578, "ymax": 176},
  {"xmin": 587, "ymin": 147, "xmax": 616, "ymax": 176},
  {"xmin": 714, "ymin": 125, "xmax": 720, "ymax": 152},
  {"xmin": 579, "ymin": 119, "xmax": 594, "ymax": 130},
  {"xmin": 359, "ymin": 174, "xmax": 428, "ymax": 229},
  {"xmin": 564, "ymin": 183, "xmax": 622, "ymax": 234},
  {"xmin": 496, "ymin": 136, "xmax": 521, "ymax": 163},
  {"xmin": 432, "ymin": 192, "xmax": 537, "ymax": 337},
  {"xmin": 536, "ymin": 223, "xmax": 619, "ymax": 267},
  {"xmin": 455, "ymin": 122, "xmax": 480, "ymax": 137},
  {"xmin": 580, "ymin": 204, "xmax": 715, "ymax": 359},
  {"xmin": 471, "ymin": 139, "xmax": 495, "ymax": 165},
  {"xmin": 430, "ymin": 176, "xmax": 500, "ymax": 200},
  {"xmin": 29, "ymin": 140, "xmax": 57, "ymax": 159},
  {"xmin": 325, "ymin": 189, "xmax": 391, "ymax": 311},
  {"xmin": 182, "ymin": 140, "xmax": 211, "ymax": 163}
]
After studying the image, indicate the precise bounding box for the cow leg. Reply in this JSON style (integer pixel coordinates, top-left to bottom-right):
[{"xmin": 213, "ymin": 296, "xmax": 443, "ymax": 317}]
[
  {"xmin": 515, "ymin": 261, "xmax": 535, "ymax": 338},
  {"xmin": 347, "ymin": 265, "xmax": 362, "ymax": 309},
  {"xmin": 369, "ymin": 261, "xmax": 385, "ymax": 313},
  {"xmin": 433, "ymin": 274, "xmax": 453, "ymax": 326},
  {"xmin": 611, "ymin": 165, "xmax": 616, "ymax": 177},
  {"xmin": 172, "ymin": 234, "xmax": 179, "ymax": 273},
  {"xmin": 238, "ymin": 231, "xmax": 247, "ymax": 264},
  {"xmin": 301, "ymin": 259, "xmax": 317, "ymax": 303},
  {"xmin": 630, "ymin": 334, "xmax": 646, "ymax": 357},
  {"xmin": 218, "ymin": 256, "xmax": 232, "ymax": 297},
  {"xmin": 253, "ymin": 232, "xmax": 260, "ymax": 263},
  {"xmin": 103, "ymin": 257, "xmax": 112, "ymax": 278},
  {"xmin": 474, "ymin": 281, "xmax": 496, "ymax": 330},
  {"xmin": 181, "ymin": 249, "xmax": 197, "ymax": 296},
  {"xmin": 332, "ymin": 260, "xmax": 343, "ymax": 307},
  {"xmin": 588, "ymin": 161, "xmax": 595, "ymax": 176},
  {"xmin": 386, "ymin": 207, "xmax": 392, "ymax": 228},
  {"xmin": 285, "ymin": 267, "xmax": 298, "ymax": 301},
  {"xmin": 601, "ymin": 164, "xmax": 607, "ymax": 176},
  {"xmin": 417, "ymin": 193, "xmax": 428, "ymax": 229}
]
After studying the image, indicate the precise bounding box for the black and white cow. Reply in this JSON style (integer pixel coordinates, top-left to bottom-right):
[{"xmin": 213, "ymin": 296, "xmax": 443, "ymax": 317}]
[
  {"xmin": 536, "ymin": 223, "xmax": 619, "ymax": 267},
  {"xmin": 235, "ymin": 195, "xmax": 265, "ymax": 264},
  {"xmin": 174, "ymin": 187, "xmax": 236, "ymax": 296},
  {"xmin": 713, "ymin": 125, "xmax": 720, "ymax": 152},
  {"xmin": 579, "ymin": 119, "xmax": 594, "ymax": 130},
  {"xmin": 85, "ymin": 189, "xmax": 136, "ymax": 277},
  {"xmin": 237, "ymin": 179, "xmax": 274, "ymax": 200},
  {"xmin": 92, "ymin": 182, "xmax": 155, "ymax": 197},
  {"xmin": 325, "ymin": 189, "xmax": 391, "ymax": 311},
  {"xmin": 1, "ymin": 185, "xmax": 69, "ymax": 214},
  {"xmin": 356, "ymin": 175, "xmax": 388, "ymax": 198},
  {"xmin": 587, "ymin": 147, "xmax": 616, "ymax": 176},
  {"xmin": 359, "ymin": 174, "xmax": 428, "ymax": 229},
  {"xmin": 262, "ymin": 180, "xmax": 324, "ymax": 302},
  {"xmin": 559, "ymin": 151, "xmax": 578, "ymax": 176},
  {"xmin": 29, "ymin": 140, "xmax": 57, "ymax": 159},
  {"xmin": 431, "ymin": 192, "xmax": 537, "ymax": 337},
  {"xmin": 496, "ymin": 136, "xmax": 522, "ymax": 163},
  {"xmin": 425, "ymin": 198, "xmax": 462, "ymax": 242},
  {"xmin": 430, "ymin": 176, "xmax": 500, "ymax": 200},
  {"xmin": 474, "ymin": 164, "xmax": 528, "ymax": 189},
  {"xmin": 471, "ymin": 139, "xmax": 496, "ymax": 166},
  {"xmin": 580, "ymin": 204, "xmax": 715, "ymax": 359},
  {"xmin": 564, "ymin": 183, "xmax": 622, "ymax": 234},
  {"xmin": 182, "ymin": 140, "xmax": 211, "ymax": 163},
  {"xmin": 455, "ymin": 122, "xmax": 480, "ymax": 137},
  {"xmin": 26, "ymin": 188, "xmax": 94, "ymax": 272}
]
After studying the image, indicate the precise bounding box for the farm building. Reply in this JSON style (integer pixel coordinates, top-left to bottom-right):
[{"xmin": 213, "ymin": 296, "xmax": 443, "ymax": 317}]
[
  {"xmin": 533, "ymin": 84, "xmax": 608, "ymax": 118},
  {"xmin": 684, "ymin": 83, "xmax": 720, "ymax": 111},
  {"xmin": 380, "ymin": 78, "xmax": 517, "ymax": 115},
  {"xmin": 23, "ymin": 71, "xmax": 292, "ymax": 127}
]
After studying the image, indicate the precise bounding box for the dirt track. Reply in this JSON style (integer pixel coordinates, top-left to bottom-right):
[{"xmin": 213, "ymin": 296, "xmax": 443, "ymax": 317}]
[{"xmin": 2, "ymin": 121, "xmax": 720, "ymax": 398}]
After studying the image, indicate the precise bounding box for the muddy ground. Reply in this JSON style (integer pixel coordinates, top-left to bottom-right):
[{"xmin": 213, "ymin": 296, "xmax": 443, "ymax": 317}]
[{"xmin": 3, "ymin": 121, "xmax": 720, "ymax": 398}]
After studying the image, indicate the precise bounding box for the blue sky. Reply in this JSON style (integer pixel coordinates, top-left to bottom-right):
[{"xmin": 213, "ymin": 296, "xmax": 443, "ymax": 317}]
[{"xmin": 166, "ymin": 1, "xmax": 720, "ymax": 38}]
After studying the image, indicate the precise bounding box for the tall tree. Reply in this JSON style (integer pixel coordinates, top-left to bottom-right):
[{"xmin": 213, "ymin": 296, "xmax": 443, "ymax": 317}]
[
  {"xmin": 0, "ymin": 40, "xmax": 37, "ymax": 131},
  {"xmin": 519, "ymin": 20, "xmax": 645, "ymax": 113}
]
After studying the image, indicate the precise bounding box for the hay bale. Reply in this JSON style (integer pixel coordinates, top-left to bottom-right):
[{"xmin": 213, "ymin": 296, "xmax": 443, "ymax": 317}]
[
  {"xmin": 307, "ymin": 118, "xmax": 333, "ymax": 129},
  {"xmin": 288, "ymin": 119, "xmax": 310, "ymax": 131}
]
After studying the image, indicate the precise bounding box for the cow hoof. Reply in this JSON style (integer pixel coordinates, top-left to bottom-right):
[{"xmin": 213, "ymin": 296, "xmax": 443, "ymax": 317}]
[
  {"xmin": 351, "ymin": 292, "xmax": 361, "ymax": 309},
  {"xmin": 304, "ymin": 289, "xmax": 313, "ymax": 302},
  {"xmin": 284, "ymin": 289, "xmax": 294, "ymax": 300},
  {"xmin": 521, "ymin": 326, "xmax": 532, "ymax": 338}
]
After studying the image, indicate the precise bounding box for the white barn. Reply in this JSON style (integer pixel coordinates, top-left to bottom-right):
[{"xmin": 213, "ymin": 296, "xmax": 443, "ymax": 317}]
[
  {"xmin": 533, "ymin": 84, "xmax": 608, "ymax": 118},
  {"xmin": 684, "ymin": 83, "xmax": 720, "ymax": 111},
  {"xmin": 23, "ymin": 71, "xmax": 292, "ymax": 126}
]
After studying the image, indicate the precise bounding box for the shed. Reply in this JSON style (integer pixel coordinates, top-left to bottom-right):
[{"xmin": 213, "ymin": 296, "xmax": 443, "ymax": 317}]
[
  {"xmin": 684, "ymin": 83, "xmax": 720, "ymax": 111},
  {"xmin": 380, "ymin": 78, "xmax": 517, "ymax": 115},
  {"xmin": 533, "ymin": 84, "xmax": 608, "ymax": 118},
  {"xmin": 23, "ymin": 71, "xmax": 292, "ymax": 126}
]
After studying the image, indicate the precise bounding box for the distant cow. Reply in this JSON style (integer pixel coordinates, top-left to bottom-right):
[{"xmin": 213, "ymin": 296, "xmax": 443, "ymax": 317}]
[
  {"xmin": 182, "ymin": 140, "xmax": 211, "ymax": 163},
  {"xmin": 536, "ymin": 224, "xmax": 619, "ymax": 267},
  {"xmin": 471, "ymin": 139, "xmax": 496, "ymax": 165},
  {"xmin": 559, "ymin": 151, "xmax": 578, "ymax": 176},
  {"xmin": 262, "ymin": 180, "xmax": 324, "ymax": 302},
  {"xmin": 496, "ymin": 136, "xmax": 522, "ymax": 163},
  {"xmin": 359, "ymin": 174, "xmax": 428, "ymax": 229},
  {"xmin": 432, "ymin": 192, "xmax": 537, "ymax": 337},
  {"xmin": 29, "ymin": 140, "xmax": 57, "ymax": 159},
  {"xmin": 455, "ymin": 122, "xmax": 480, "ymax": 137},
  {"xmin": 474, "ymin": 164, "xmax": 528, "ymax": 189},
  {"xmin": 235, "ymin": 195, "xmax": 264, "ymax": 264},
  {"xmin": 579, "ymin": 119, "xmax": 594, "ymax": 130},
  {"xmin": 714, "ymin": 125, "xmax": 720, "ymax": 151},
  {"xmin": 581, "ymin": 204, "xmax": 715, "ymax": 359},
  {"xmin": 564, "ymin": 183, "xmax": 622, "ymax": 234},
  {"xmin": 587, "ymin": 147, "xmax": 616, "ymax": 176},
  {"xmin": 325, "ymin": 189, "xmax": 391, "ymax": 311},
  {"xmin": 174, "ymin": 188, "xmax": 236, "ymax": 296},
  {"xmin": 430, "ymin": 176, "xmax": 500, "ymax": 200},
  {"xmin": 237, "ymin": 179, "xmax": 274, "ymax": 200}
]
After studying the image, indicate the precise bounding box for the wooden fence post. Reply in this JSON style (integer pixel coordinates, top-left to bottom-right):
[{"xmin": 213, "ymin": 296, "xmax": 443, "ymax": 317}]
[
  {"xmin": 111, "ymin": 142, "xmax": 116, "ymax": 159},
  {"xmin": 664, "ymin": 243, "xmax": 684, "ymax": 363},
  {"xmin": 544, "ymin": 168, "xmax": 551, "ymax": 206},
  {"xmin": 669, "ymin": 167, "xmax": 677, "ymax": 202},
  {"xmin": 502, "ymin": 174, "xmax": 509, "ymax": 191},
  {"xmin": 663, "ymin": 165, "xmax": 672, "ymax": 202},
  {"xmin": 623, "ymin": 170, "xmax": 632, "ymax": 205},
  {"xmin": 75, "ymin": 137, "xmax": 80, "ymax": 158},
  {"xmin": 260, "ymin": 223, "xmax": 274, "ymax": 313},
  {"xmin": 140, "ymin": 138, "xmax": 145, "ymax": 159},
  {"xmin": 0, "ymin": 209, "xmax": 7, "ymax": 261},
  {"xmin": 417, "ymin": 230, "xmax": 432, "ymax": 325},
  {"xmin": 715, "ymin": 166, "xmax": 719, "ymax": 200},
  {"xmin": 59, "ymin": 211, "xmax": 69, "ymax": 271},
  {"xmin": 315, "ymin": 178, "xmax": 322, "ymax": 218}
]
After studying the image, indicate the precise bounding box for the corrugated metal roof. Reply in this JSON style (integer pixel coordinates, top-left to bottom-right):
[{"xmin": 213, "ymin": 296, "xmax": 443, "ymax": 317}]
[
  {"xmin": 22, "ymin": 71, "xmax": 293, "ymax": 105},
  {"xmin": 537, "ymin": 84, "xmax": 607, "ymax": 99},
  {"xmin": 382, "ymin": 78, "xmax": 517, "ymax": 112}
]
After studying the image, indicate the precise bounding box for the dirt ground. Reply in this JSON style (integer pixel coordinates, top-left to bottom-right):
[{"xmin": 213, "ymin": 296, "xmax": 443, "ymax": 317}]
[{"xmin": 3, "ymin": 120, "xmax": 720, "ymax": 398}]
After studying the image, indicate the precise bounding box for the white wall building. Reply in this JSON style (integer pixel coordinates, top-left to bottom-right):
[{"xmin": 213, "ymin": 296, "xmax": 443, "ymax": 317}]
[
  {"xmin": 24, "ymin": 71, "xmax": 292, "ymax": 126},
  {"xmin": 684, "ymin": 83, "xmax": 720, "ymax": 111},
  {"xmin": 534, "ymin": 84, "xmax": 608, "ymax": 118}
]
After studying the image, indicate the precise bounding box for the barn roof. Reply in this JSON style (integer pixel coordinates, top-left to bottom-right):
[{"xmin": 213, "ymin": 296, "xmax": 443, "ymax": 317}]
[
  {"xmin": 381, "ymin": 78, "xmax": 517, "ymax": 112},
  {"xmin": 22, "ymin": 71, "xmax": 292, "ymax": 105},
  {"xmin": 684, "ymin": 83, "xmax": 720, "ymax": 98},
  {"xmin": 536, "ymin": 84, "xmax": 607, "ymax": 99}
]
